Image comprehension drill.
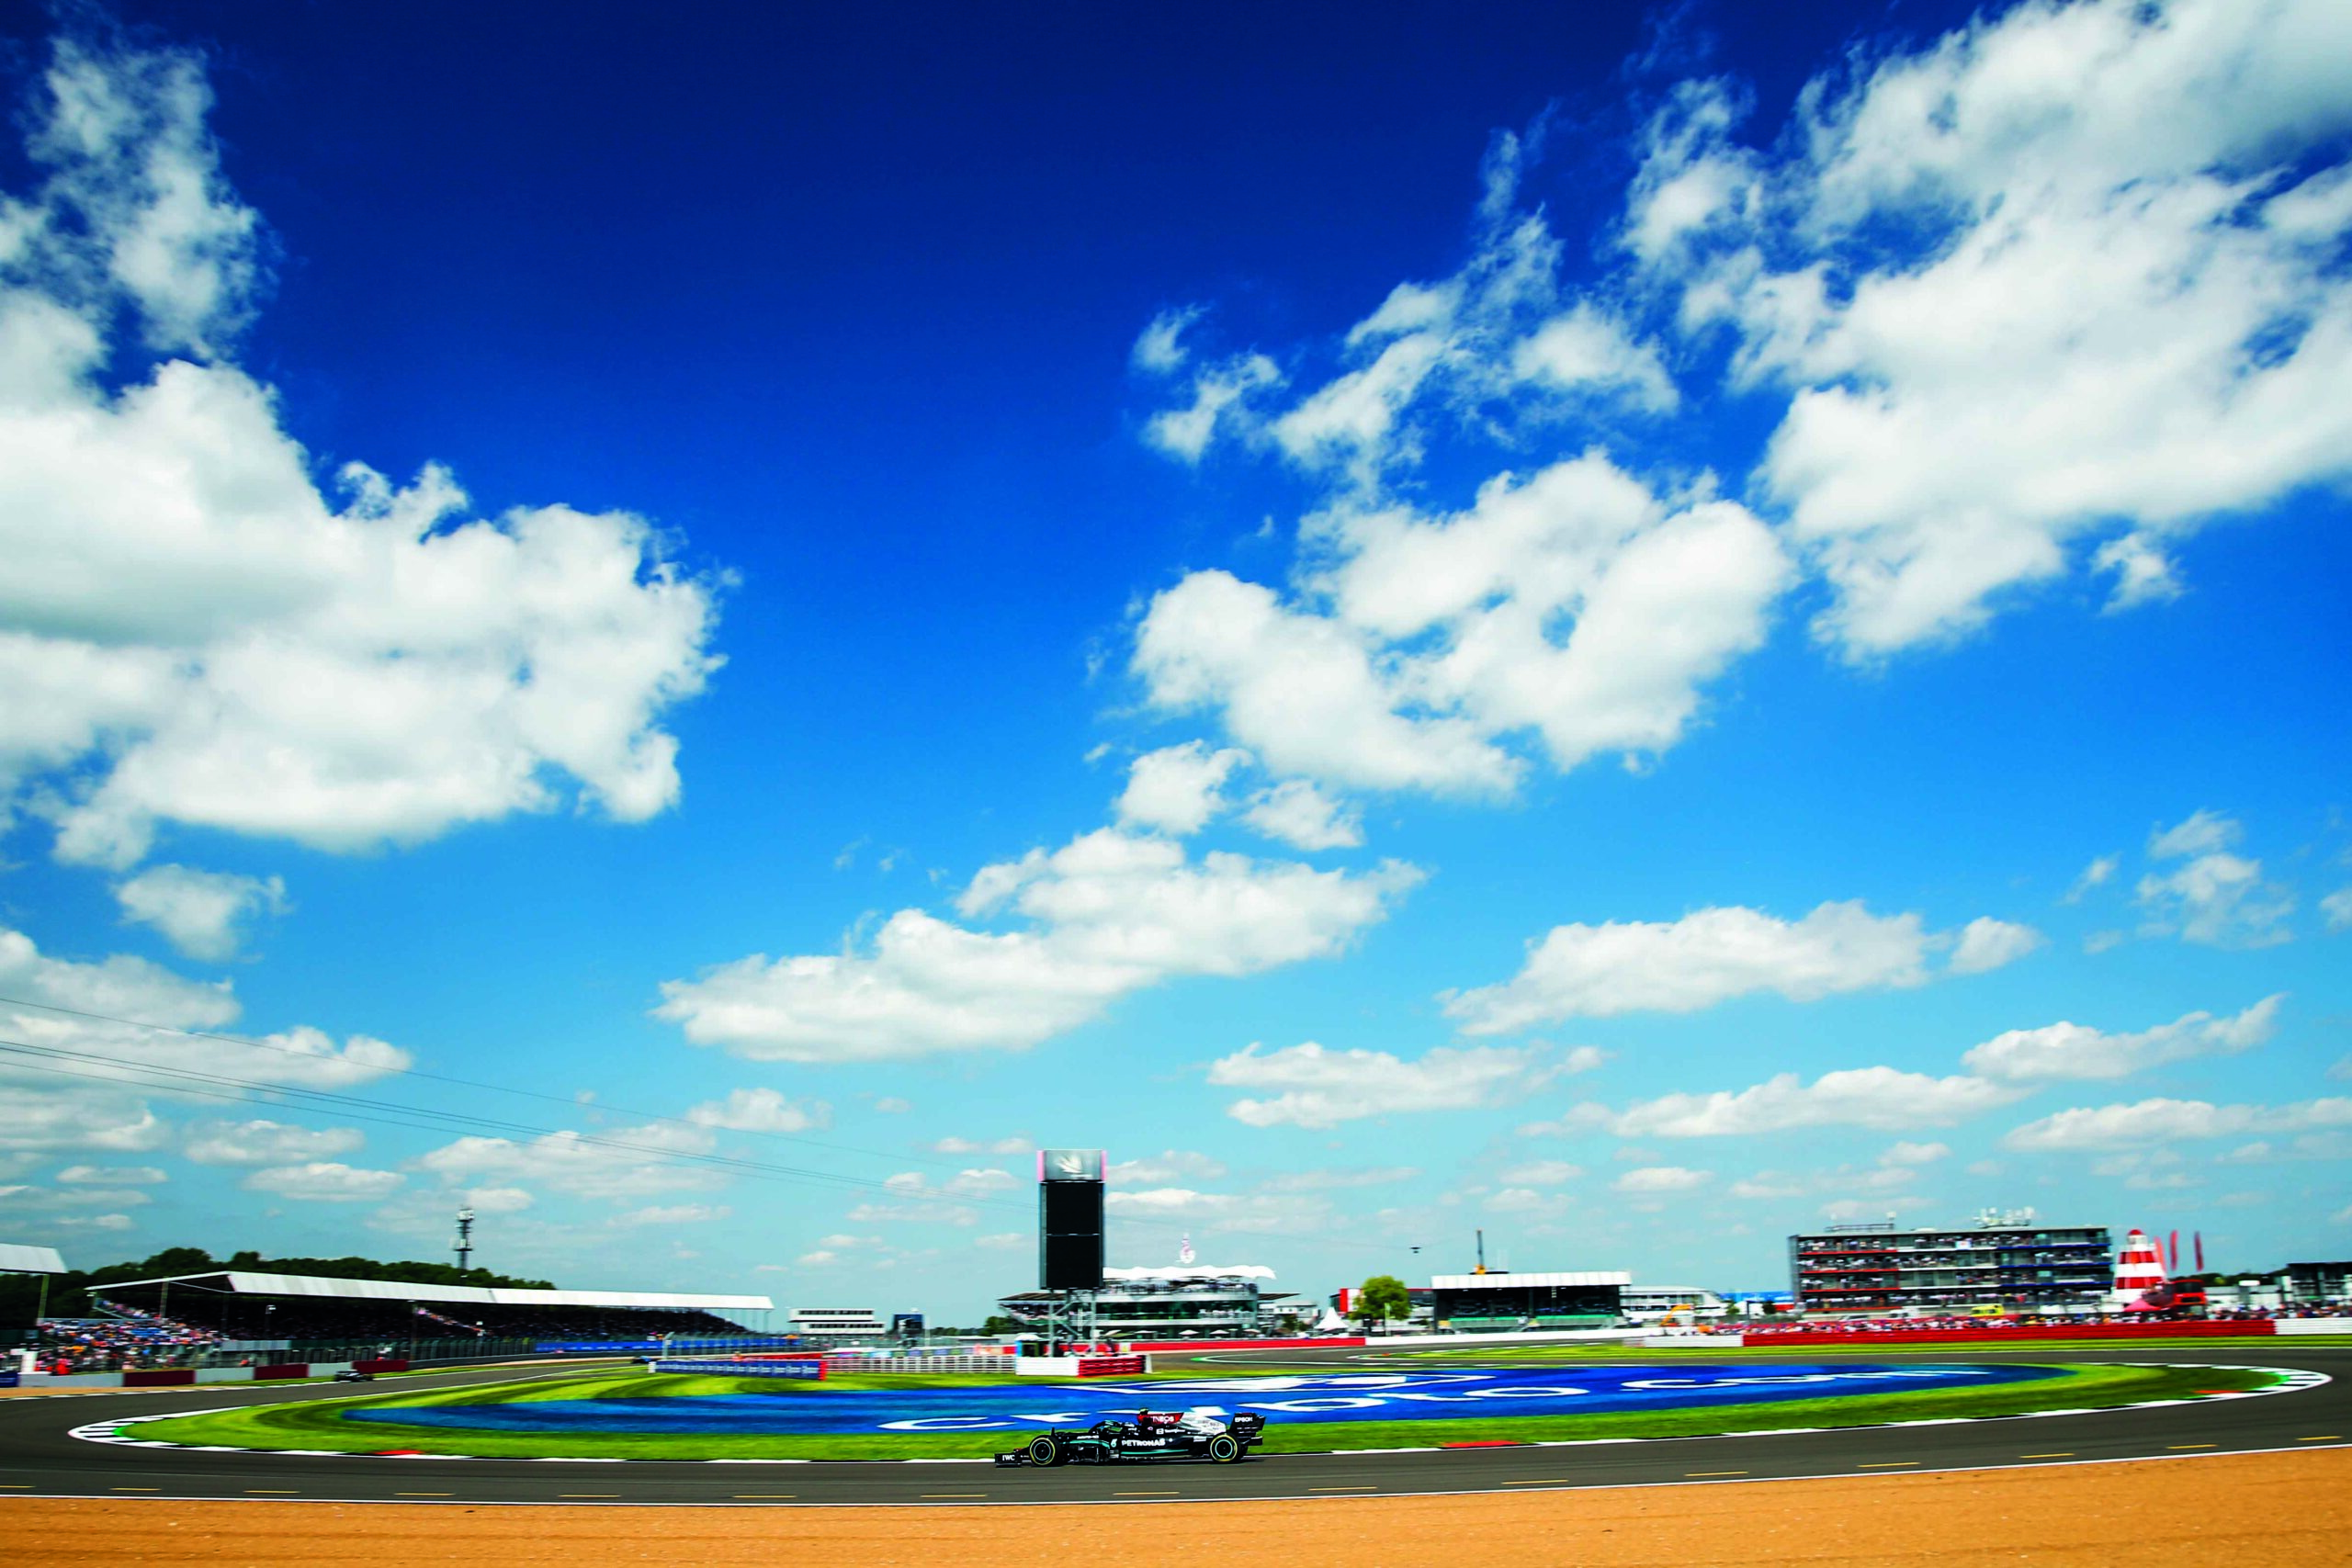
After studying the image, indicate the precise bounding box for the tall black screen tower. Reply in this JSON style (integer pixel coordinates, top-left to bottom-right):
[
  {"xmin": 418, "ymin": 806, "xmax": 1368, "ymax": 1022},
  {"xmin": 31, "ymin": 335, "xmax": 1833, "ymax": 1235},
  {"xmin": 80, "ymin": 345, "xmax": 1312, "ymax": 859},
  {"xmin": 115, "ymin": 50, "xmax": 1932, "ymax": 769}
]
[{"xmin": 1037, "ymin": 1148, "xmax": 1105, "ymax": 1291}]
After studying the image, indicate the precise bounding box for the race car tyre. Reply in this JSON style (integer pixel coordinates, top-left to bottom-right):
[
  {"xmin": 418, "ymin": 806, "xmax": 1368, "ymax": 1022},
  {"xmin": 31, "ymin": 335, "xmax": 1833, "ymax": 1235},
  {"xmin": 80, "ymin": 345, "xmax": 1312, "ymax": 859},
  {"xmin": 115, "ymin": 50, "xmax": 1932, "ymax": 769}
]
[
  {"xmin": 1206, "ymin": 1433, "xmax": 1241, "ymax": 1463},
  {"xmin": 1027, "ymin": 1434, "xmax": 1062, "ymax": 1467}
]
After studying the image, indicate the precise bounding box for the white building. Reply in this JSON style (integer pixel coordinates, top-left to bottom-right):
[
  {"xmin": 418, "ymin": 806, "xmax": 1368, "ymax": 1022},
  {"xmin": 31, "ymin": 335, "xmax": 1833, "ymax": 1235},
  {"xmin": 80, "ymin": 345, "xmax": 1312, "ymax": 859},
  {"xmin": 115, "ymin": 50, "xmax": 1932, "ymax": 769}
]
[
  {"xmin": 997, "ymin": 1263, "xmax": 1295, "ymax": 1339},
  {"xmin": 787, "ymin": 1305, "xmax": 887, "ymax": 1339},
  {"xmin": 1619, "ymin": 1285, "xmax": 1728, "ymax": 1322}
]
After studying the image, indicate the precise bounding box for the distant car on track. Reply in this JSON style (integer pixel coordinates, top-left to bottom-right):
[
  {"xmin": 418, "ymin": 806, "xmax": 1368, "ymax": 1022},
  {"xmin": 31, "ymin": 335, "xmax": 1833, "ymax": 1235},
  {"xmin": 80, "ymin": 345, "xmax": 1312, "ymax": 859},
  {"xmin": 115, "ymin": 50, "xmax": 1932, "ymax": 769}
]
[
  {"xmin": 332, "ymin": 1369, "xmax": 375, "ymax": 1382},
  {"xmin": 994, "ymin": 1409, "xmax": 1265, "ymax": 1467}
]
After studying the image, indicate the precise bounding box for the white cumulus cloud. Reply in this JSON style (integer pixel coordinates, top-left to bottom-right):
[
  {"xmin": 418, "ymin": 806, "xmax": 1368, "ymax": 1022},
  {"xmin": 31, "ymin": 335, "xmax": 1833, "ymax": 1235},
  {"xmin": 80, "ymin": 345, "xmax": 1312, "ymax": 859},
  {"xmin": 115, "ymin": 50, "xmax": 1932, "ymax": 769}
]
[
  {"xmin": 1131, "ymin": 306, "xmax": 1204, "ymax": 376},
  {"xmin": 931, "ymin": 1134, "xmax": 1030, "ymax": 1156},
  {"xmin": 1949, "ymin": 917, "xmax": 2044, "ymax": 975},
  {"xmin": 1607, "ymin": 1066, "xmax": 2026, "ymax": 1137},
  {"xmin": 1611, "ymin": 1165, "xmax": 1712, "ymax": 1194},
  {"xmin": 2134, "ymin": 812, "xmax": 2293, "ymax": 947},
  {"xmin": 0, "ymin": 927, "xmax": 402, "ymax": 1168},
  {"xmin": 1498, "ymin": 1159, "xmax": 1584, "ymax": 1187},
  {"xmin": 415, "ymin": 1121, "xmax": 724, "ymax": 1200},
  {"xmin": 1239, "ymin": 779, "xmax": 1363, "ymax": 852},
  {"xmin": 53, "ymin": 1163, "xmax": 165, "ymax": 1184},
  {"xmin": 1207, "ymin": 1039, "xmax": 1556, "ymax": 1129},
  {"xmin": 112, "ymin": 864, "xmax": 288, "ymax": 961},
  {"xmin": 1134, "ymin": 454, "xmax": 1790, "ymax": 798},
  {"xmin": 2005, "ymin": 1096, "xmax": 2352, "ymax": 1150},
  {"xmin": 1446, "ymin": 900, "xmax": 2028, "ymax": 1033},
  {"xmin": 0, "ymin": 1093, "xmax": 166, "ymax": 1154},
  {"xmin": 1648, "ymin": 0, "xmax": 2352, "ymax": 656},
  {"xmin": 184, "ymin": 1119, "xmax": 363, "ymax": 1166},
  {"xmin": 684, "ymin": 1088, "xmax": 832, "ymax": 1134},
  {"xmin": 241, "ymin": 1162, "xmax": 403, "ymax": 1202},
  {"xmin": 1111, "ymin": 1150, "xmax": 1229, "ymax": 1186},
  {"xmin": 658, "ymin": 829, "xmax": 1419, "ymax": 1061},
  {"xmin": 1963, "ymin": 994, "xmax": 2282, "ymax": 1082},
  {"xmin": 0, "ymin": 36, "xmax": 721, "ymax": 870},
  {"xmin": 1114, "ymin": 741, "xmax": 1249, "ymax": 836}
]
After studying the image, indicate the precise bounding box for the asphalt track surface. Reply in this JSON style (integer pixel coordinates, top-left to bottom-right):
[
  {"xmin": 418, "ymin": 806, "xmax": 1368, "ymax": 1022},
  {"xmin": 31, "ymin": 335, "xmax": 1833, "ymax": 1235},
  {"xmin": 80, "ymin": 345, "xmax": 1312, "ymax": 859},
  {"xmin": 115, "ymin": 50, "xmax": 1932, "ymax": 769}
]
[{"xmin": 4, "ymin": 1344, "xmax": 2346, "ymax": 1507}]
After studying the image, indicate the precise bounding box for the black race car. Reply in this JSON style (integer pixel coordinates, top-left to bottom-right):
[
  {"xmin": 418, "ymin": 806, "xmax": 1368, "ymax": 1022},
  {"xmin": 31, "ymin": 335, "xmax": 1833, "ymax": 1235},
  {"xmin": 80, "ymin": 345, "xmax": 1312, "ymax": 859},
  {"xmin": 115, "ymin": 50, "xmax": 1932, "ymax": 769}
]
[
  {"xmin": 995, "ymin": 1409, "xmax": 1266, "ymax": 1467},
  {"xmin": 332, "ymin": 1369, "xmax": 375, "ymax": 1382}
]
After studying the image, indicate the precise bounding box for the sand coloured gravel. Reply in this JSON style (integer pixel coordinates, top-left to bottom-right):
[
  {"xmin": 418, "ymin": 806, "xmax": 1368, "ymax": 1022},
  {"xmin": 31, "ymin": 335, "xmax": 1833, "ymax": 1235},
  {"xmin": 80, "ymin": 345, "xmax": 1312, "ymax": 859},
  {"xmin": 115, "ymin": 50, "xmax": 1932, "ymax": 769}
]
[{"xmin": 4, "ymin": 1449, "xmax": 2349, "ymax": 1567}]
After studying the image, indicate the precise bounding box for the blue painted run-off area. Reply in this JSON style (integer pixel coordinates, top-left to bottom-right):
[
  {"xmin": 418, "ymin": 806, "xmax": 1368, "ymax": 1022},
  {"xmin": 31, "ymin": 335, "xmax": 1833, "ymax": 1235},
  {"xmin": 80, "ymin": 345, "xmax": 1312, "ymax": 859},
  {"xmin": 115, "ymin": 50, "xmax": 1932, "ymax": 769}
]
[{"xmin": 343, "ymin": 1363, "xmax": 2060, "ymax": 1436}]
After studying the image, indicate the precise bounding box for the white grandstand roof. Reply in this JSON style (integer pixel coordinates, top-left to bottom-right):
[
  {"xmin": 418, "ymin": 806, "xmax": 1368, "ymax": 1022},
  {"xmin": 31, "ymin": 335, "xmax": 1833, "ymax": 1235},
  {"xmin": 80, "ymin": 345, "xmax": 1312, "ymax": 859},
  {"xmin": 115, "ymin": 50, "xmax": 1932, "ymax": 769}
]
[
  {"xmin": 0, "ymin": 1243, "xmax": 67, "ymax": 1274},
  {"xmin": 1430, "ymin": 1271, "xmax": 1631, "ymax": 1289},
  {"xmin": 1103, "ymin": 1264, "xmax": 1275, "ymax": 1281},
  {"xmin": 100, "ymin": 1269, "xmax": 771, "ymax": 1313}
]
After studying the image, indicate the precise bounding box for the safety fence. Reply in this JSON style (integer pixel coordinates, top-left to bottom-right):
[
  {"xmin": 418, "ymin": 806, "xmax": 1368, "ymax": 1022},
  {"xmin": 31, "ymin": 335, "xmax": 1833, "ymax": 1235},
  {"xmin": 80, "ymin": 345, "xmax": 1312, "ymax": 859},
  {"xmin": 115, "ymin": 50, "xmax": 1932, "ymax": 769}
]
[
  {"xmin": 1650, "ymin": 1316, "xmax": 2352, "ymax": 1348},
  {"xmin": 10, "ymin": 1356, "xmax": 412, "ymax": 1389},
  {"xmin": 822, "ymin": 1354, "xmax": 1020, "ymax": 1374},
  {"xmin": 1118, "ymin": 1334, "xmax": 1365, "ymax": 1353}
]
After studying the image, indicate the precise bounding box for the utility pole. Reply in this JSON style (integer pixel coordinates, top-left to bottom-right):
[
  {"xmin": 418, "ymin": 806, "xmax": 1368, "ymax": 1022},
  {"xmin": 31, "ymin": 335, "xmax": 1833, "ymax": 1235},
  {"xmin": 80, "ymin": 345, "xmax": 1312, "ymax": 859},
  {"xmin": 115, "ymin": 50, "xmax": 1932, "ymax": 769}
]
[{"xmin": 453, "ymin": 1207, "xmax": 475, "ymax": 1272}]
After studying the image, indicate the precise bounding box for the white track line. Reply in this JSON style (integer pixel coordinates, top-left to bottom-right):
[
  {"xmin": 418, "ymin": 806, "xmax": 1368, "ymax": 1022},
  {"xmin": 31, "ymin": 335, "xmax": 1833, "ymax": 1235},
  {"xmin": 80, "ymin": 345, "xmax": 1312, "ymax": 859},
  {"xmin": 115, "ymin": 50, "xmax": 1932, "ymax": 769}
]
[{"xmin": 62, "ymin": 1364, "xmax": 2329, "ymax": 1468}]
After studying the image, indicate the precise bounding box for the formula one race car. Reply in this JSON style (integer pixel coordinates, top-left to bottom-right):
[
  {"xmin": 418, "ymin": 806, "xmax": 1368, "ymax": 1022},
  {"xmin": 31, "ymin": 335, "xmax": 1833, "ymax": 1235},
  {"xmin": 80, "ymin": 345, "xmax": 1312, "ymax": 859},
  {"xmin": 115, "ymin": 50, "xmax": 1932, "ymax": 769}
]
[
  {"xmin": 332, "ymin": 1370, "xmax": 375, "ymax": 1382},
  {"xmin": 994, "ymin": 1409, "xmax": 1266, "ymax": 1467}
]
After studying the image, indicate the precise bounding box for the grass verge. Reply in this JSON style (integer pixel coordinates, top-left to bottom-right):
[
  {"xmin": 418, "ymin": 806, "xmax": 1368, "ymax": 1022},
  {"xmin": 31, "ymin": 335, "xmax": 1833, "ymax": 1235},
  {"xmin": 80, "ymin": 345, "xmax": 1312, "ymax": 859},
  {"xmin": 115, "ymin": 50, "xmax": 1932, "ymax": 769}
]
[{"xmin": 124, "ymin": 1361, "xmax": 2279, "ymax": 1461}]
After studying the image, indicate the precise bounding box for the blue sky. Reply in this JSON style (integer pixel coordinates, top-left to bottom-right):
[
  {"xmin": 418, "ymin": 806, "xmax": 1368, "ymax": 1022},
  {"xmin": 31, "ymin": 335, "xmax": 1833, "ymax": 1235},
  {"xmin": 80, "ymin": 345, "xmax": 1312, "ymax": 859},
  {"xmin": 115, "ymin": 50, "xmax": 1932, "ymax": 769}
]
[{"xmin": 0, "ymin": 0, "xmax": 2346, "ymax": 1323}]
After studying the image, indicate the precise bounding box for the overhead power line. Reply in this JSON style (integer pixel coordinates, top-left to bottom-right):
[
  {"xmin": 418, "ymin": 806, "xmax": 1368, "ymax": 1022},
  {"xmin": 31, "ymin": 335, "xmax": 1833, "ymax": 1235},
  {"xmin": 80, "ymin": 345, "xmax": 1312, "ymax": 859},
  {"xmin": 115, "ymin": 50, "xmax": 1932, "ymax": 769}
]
[
  {"xmin": 0, "ymin": 990, "xmax": 968, "ymax": 1177},
  {"xmin": 0, "ymin": 1012, "xmax": 1401, "ymax": 1257}
]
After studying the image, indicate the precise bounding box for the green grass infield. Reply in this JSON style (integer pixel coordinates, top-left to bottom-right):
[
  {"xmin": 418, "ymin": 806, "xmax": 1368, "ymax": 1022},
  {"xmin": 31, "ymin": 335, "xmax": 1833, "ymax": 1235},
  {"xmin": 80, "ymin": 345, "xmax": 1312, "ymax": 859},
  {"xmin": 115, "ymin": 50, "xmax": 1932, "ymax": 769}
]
[{"xmin": 122, "ymin": 1361, "xmax": 2283, "ymax": 1461}]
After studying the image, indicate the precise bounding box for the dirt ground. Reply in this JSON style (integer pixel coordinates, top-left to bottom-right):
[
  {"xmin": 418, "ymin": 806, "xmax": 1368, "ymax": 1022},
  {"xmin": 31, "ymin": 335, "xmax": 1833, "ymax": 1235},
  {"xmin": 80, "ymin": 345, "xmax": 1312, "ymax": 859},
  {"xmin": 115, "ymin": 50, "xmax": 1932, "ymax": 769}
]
[{"xmin": 5, "ymin": 1449, "xmax": 2348, "ymax": 1568}]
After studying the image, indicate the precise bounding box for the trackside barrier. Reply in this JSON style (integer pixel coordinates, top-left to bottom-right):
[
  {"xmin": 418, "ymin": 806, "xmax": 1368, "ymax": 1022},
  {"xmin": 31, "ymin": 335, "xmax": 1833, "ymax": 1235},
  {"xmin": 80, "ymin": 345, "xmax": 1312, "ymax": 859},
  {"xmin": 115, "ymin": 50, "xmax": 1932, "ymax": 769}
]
[
  {"xmin": 1015, "ymin": 1355, "xmax": 1150, "ymax": 1377},
  {"xmin": 121, "ymin": 1369, "xmax": 197, "ymax": 1386},
  {"xmin": 651, "ymin": 1358, "xmax": 823, "ymax": 1379},
  {"xmin": 254, "ymin": 1363, "xmax": 311, "ymax": 1380},
  {"xmin": 1374, "ymin": 1328, "xmax": 1643, "ymax": 1348},
  {"xmin": 2275, "ymin": 1318, "xmax": 2352, "ymax": 1335},
  {"xmin": 536, "ymin": 1337, "xmax": 807, "ymax": 1355},
  {"xmin": 353, "ymin": 1358, "xmax": 410, "ymax": 1373},
  {"xmin": 1680, "ymin": 1319, "xmax": 2324, "ymax": 1349},
  {"xmin": 1117, "ymin": 1336, "xmax": 1364, "ymax": 1353},
  {"xmin": 823, "ymin": 1355, "xmax": 1026, "ymax": 1375}
]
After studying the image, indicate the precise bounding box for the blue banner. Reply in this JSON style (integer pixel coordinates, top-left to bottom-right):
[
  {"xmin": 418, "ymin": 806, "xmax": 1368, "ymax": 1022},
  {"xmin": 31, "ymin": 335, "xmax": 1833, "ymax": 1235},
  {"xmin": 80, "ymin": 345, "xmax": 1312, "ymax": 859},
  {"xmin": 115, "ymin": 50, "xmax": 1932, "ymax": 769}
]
[
  {"xmin": 535, "ymin": 1338, "xmax": 804, "ymax": 1354},
  {"xmin": 0, "ymin": 1371, "xmax": 18, "ymax": 1388},
  {"xmin": 650, "ymin": 1358, "xmax": 822, "ymax": 1379}
]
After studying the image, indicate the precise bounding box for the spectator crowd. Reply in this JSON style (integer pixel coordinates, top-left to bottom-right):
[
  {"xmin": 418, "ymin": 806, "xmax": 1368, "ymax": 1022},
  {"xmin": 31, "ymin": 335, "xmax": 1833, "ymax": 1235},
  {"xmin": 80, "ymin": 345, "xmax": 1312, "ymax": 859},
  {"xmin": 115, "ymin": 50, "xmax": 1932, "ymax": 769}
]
[{"xmin": 33, "ymin": 1300, "xmax": 223, "ymax": 1371}]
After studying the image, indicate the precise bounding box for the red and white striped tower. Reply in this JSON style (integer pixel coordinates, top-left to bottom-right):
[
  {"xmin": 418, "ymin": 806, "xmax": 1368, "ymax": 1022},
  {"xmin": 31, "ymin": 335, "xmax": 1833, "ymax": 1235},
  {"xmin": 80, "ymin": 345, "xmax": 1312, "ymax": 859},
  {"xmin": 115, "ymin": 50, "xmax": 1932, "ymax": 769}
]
[{"xmin": 2111, "ymin": 1227, "xmax": 2166, "ymax": 1307}]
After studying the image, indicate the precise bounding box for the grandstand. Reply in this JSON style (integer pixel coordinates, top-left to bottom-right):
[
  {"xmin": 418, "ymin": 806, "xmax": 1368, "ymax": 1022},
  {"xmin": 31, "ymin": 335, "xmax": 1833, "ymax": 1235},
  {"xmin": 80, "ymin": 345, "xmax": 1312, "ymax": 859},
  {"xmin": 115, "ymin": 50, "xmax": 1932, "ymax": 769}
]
[
  {"xmin": 1430, "ymin": 1270, "xmax": 1630, "ymax": 1329},
  {"xmin": 88, "ymin": 1269, "xmax": 774, "ymax": 1354}
]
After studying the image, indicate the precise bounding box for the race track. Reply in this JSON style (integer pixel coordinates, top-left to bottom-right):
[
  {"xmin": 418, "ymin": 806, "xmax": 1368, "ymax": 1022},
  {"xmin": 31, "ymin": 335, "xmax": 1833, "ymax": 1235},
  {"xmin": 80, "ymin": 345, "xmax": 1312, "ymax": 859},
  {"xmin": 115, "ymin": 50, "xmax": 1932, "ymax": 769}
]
[{"xmin": 4, "ymin": 1345, "xmax": 2346, "ymax": 1506}]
